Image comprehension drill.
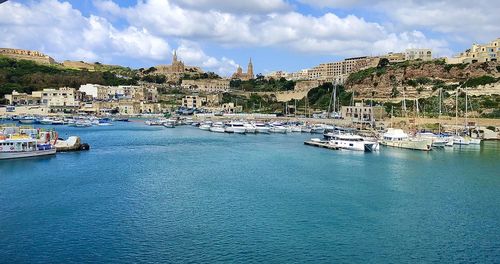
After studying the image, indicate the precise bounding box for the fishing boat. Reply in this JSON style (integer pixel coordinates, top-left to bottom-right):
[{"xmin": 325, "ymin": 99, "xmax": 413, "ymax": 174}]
[
  {"xmin": 209, "ymin": 122, "xmax": 226, "ymax": 133},
  {"xmin": 328, "ymin": 133, "xmax": 378, "ymax": 152},
  {"xmin": 0, "ymin": 135, "xmax": 56, "ymax": 160},
  {"xmin": 225, "ymin": 121, "xmax": 246, "ymax": 134},
  {"xmin": 380, "ymin": 128, "xmax": 432, "ymax": 151}
]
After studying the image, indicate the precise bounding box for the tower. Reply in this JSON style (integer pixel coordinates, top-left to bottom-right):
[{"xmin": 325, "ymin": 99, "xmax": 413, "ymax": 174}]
[
  {"xmin": 172, "ymin": 50, "xmax": 178, "ymax": 63},
  {"xmin": 247, "ymin": 58, "xmax": 254, "ymax": 78}
]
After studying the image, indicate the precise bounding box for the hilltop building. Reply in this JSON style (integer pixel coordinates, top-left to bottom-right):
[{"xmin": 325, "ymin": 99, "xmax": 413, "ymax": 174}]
[
  {"xmin": 232, "ymin": 58, "xmax": 254, "ymax": 80},
  {"xmin": 447, "ymin": 38, "xmax": 500, "ymax": 64},
  {"xmin": 154, "ymin": 50, "xmax": 202, "ymax": 78},
  {"xmin": 0, "ymin": 48, "xmax": 56, "ymax": 65}
]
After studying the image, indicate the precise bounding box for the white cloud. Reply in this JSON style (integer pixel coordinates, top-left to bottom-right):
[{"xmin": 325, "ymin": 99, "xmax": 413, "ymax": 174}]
[
  {"xmin": 95, "ymin": 0, "xmax": 447, "ymax": 57},
  {"xmin": 0, "ymin": 0, "xmax": 170, "ymax": 63},
  {"xmin": 171, "ymin": 0, "xmax": 291, "ymax": 13},
  {"xmin": 176, "ymin": 41, "xmax": 238, "ymax": 76}
]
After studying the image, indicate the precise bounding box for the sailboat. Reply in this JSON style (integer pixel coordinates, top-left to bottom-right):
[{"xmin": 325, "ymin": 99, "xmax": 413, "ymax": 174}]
[{"xmin": 380, "ymin": 89, "xmax": 432, "ymax": 151}]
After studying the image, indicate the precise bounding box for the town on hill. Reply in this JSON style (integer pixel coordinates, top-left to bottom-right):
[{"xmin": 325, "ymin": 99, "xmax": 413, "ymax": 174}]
[{"xmin": 0, "ymin": 38, "xmax": 499, "ymax": 123}]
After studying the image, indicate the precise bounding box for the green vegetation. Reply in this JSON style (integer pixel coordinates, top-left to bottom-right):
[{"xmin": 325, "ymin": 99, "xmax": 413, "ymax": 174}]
[
  {"xmin": 462, "ymin": 75, "xmax": 499, "ymax": 87},
  {"xmin": 141, "ymin": 74, "xmax": 167, "ymax": 84},
  {"xmin": 346, "ymin": 67, "xmax": 386, "ymax": 84},
  {"xmin": 0, "ymin": 56, "xmax": 138, "ymax": 99},
  {"xmin": 306, "ymin": 83, "xmax": 353, "ymax": 109},
  {"xmin": 444, "ymin": 63, "xmax": 468, "ymax": 72},
  {"xmin": 230, "ymin": 77, "xmax": 295, "ymax": 92},
  {"xmin": 181, "ymin": 72, "xmax": 221, "ymax": 80}
]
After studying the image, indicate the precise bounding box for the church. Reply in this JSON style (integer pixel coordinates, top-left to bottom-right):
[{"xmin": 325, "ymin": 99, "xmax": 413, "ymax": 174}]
[
  {"xmin": 154, "ymin": 50, "xmax": 202, "ymax": 78},
  {"xmin": 231, "ymin": 58, "xmax": 254, "ymax": 80}
]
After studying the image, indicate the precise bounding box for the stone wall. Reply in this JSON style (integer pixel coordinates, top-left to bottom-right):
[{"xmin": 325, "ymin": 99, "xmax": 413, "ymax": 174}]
[{"xmin": 0, "ymin": 48, "xmax": 56, "ymax": 64}]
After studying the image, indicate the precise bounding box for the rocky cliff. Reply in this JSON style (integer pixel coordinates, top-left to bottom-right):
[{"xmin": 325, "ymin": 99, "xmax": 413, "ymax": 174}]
[{"xmin": 345, "ymin": 60, "xmax": 500, "ymax": 99}]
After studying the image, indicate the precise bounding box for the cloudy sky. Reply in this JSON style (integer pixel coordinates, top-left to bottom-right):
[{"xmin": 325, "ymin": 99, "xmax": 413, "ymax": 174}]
[{"xmin": 0, "ymin": 0, "xmax": 498, "ymax": 76}]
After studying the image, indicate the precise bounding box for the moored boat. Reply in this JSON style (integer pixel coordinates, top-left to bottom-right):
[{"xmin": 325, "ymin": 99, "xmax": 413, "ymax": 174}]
[
  {"xmin": 0, "ymin": 135, "xmax": 56, "ymax": 160},
  {"xmin": 328, "ymin": 133, "xmax": 378, "ymax": 152},
  {"xmin": 380, "ymin": 128, "xmax": 432, "ymax": 151}
]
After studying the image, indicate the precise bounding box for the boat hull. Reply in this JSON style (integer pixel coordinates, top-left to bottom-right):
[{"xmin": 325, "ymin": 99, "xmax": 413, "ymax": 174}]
[
  {"xmin": 380, "ymin": 139, "xmax": 432, "ymax": 151},
  {"xmin": 0, "ymin": 149, "xmax": 56, "ymax": 160}
]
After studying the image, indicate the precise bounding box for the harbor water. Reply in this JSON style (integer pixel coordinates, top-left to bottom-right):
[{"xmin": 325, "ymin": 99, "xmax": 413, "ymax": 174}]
[{"xmin": 1, "ymin": 122, "xmax": 499, "ymax": 263}]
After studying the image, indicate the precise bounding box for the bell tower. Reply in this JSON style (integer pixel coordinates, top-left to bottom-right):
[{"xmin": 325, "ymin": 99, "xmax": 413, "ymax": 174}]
[{"xmin": 247, "ymin": 58, "xmax": 254, "ymax": 79}]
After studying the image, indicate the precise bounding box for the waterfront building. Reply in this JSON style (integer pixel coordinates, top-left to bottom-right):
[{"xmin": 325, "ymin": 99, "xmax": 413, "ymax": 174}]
[
  {"xmin": 40, "ymin": 87, "xmax": 84, "ymax": 112},
  {"xmin": 404, "ymin": 49, "xmax": 433, "ymax": 61},
  {"xmin": 447, "ymin": 38, "xmax": 500, "ymax": 64},
  {"xmin": 341, "ymin": 103, "xmax": 386, "ymax": 125},
  {"xmin": 221, "ymin": 102, "xmax": 242, "ymax": 113},
  {"xmin": 182, "ymin": 95, "xmax": 206, "ymax": 109},
  {"xmin": 4, "ymin": 90, "xmax": 42, "ymax": 105},
  {"xmin": 232, "ymin": 58, "xmax": 254, "ymax": 80},
  {"xmin": 181, "ymin": 79, "xmax": 230, "ymax": 93}
]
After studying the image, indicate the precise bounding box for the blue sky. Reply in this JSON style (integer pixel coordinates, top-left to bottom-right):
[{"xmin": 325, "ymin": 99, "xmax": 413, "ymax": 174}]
[{"xmin": 0, "ymin": 0, "xmax": 498, "ymax": 76}]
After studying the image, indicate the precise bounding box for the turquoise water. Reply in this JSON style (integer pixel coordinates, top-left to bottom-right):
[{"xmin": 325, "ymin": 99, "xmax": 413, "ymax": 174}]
[{"xmin": 1, "ymin": 121, "xmax": 499, "ymax": 263}]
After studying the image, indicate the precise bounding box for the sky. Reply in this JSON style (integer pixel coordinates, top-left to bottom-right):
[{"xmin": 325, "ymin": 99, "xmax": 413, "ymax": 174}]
[{"xmin": 0, "ymin": 0, "xmax": 498, "ymax": 77}]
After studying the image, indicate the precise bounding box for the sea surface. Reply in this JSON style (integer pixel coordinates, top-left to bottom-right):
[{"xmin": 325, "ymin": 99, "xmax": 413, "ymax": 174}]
[{"xmin": 1, "ymin": 121, "xmax": 499, "ymax": 263}]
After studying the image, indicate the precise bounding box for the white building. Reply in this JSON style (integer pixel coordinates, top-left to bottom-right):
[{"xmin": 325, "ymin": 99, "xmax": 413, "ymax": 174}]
[{"xmin": 404, "ymin": 49, "xmax": 432, "ymax": 61}]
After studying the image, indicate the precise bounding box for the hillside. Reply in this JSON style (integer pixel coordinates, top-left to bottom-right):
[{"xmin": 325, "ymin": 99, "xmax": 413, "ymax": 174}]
[
  {"xmin": 345, "ymin": 60, "xmax": 500, "ymax": 99},
  {"xmin": 0, "ymin": 56, "xmax": 138, "ymax": 102}
]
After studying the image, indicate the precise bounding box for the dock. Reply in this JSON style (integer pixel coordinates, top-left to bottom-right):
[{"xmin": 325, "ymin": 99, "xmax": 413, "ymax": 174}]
[{"xmin": 304, "ymin": 140, "xmax": 339, "ymax": 150}]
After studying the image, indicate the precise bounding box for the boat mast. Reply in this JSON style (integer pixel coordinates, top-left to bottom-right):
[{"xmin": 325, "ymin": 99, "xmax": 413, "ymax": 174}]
[
  {"xmin": 455, "ymin": 88, "xmax": 459, "ymax": 135},
  {"xmin": 464, "ymin": 85, "xmax": 468, "ymax": 131},
  {"xmin": 438, "ymin": 88, "xmax": 442, "ymax": 134}
]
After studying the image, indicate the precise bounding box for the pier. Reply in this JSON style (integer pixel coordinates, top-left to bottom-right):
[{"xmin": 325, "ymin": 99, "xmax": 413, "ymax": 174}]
[{"xmin": 304, "ymin": 140, "xmax": 339, "ymax": 150}]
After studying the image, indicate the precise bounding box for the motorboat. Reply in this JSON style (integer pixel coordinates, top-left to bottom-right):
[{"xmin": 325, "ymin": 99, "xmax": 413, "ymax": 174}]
[
  {"xmin": 164, "ymin": 120, "xmax": 176, "ymax": 128},
  {"xmin": 254, "ymin": 122, "xmax": 270, "ymax": 134},
  {"xmin": 18, "ymin": 116, "xmax": 38, "ymax": 124},
  {"xmin": 243, "ymin": 123, "xmax": 256, "ymax": 134},
  {"xmin": 209, "ymin": 122, "xmax": 226, "ymax": 133},
  {"xmin": 269, "ymin": 123, "xmax": 287, "ymax": 134},
  {"xmin": 199, "ymin": 121, "xmax": 212, "ymax": 131},
  {"xmin": 225, "ymin": 121, "xmax": 246, "ymax": 134},
  {"xmin": 328, "ymin": 133, "xmax": 378, "ymax": 152},
  {"xmin": 310, "ymin": 124, "xmax": 325, "ymax": 134},
  {"xmin": 380, "ymin": 128, "xmax": 432, "ymax": 151},
  {"xmin": 417, "ymin": 132, "xmax": 448, "ymax": 148}
]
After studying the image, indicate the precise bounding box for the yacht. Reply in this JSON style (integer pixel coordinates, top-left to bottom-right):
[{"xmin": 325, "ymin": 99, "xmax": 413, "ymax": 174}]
[
  {"xmin": 310, "ymin": 124, "xmax": 325, "ymax": 134},
  {"xmin": 199, "ymin": 121, "xmax": 212, "ymax": 131},
  {"xmin": 0, "ymin": 135, "xmax": 56, "ymax": 160},
  {"xmin": 417, "ymin": 132, "xmax": 448, "ymax": 148},
  {"xmin": 291, "ymin": 125, "xmax": 302, "ymax": 133},
  {"xmin": 163, "ymin": 120, "xmax": 176, "ymax": 128},
  {"xmin": 254, "ymin": 122, "xmax": 270, "ymax": 134},
  {"xmin": 39, "ymin": 118, "xmax": 54, "ymax": 125},
  {"xmin": 301, "ymin": 125, "xmax": 312, "ymax": 133},
  {"xmin": 18, "ymin": 116, "xmax": 38, "ymax": 124},
  {"xmin": 380, "ymin": 128, "xmax": 432, "ymax": 151},
  {"xmin": 269, "ymin": 123, "xmax": 287, "ymax": 134},
  {"xmin": 225, "ymin": 121, "xmax": 246, "ymax": 134},
  {"xmin": 209, "ymin": 122, "xmax": 226, "ymax": 133},
  {"xmin": 243, "ymin": 123, "xmax": 256, "ymax": 134},
  {"xmin": 328, "ymin": 134, "xmax": 378, "ymax": 152}
]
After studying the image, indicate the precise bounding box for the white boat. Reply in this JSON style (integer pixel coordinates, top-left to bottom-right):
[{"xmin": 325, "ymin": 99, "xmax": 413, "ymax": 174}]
[
  {"xmin": 163, "ymin": 119, "xmax": 176, "ymax": 128},
  {"xmin": 225, "ymin": 121, "xmax": 246, "ymax": 134},
  {"xmin": 453, "ymin": 136, "xmax": 470, "ymax": 145},
  {"xmin": 469, "ymin": 138, "xmax": 481, "ymax": 145},
  {"xmin": 254, "ymin": 123, "xmax": 270, "ymax": 134},
  {"xmin": 199, "ymin": 123, "xmax": 212, "ymax": 131},
  {"xmin": 0, "ymin": 136, "xmax": 56, "ymax": 160},
  {"xmin": 380, "ymin": 128, "xmax": 432, "ymax": 151},
  {"xmin": 301, "ymin": 126, "xmax": 312, "ymax": 133},
  {"xmin": 328, "ymin": 134, "xmax": 378, "ymax": 152},
  {"xmin": 291, "ymin": 126, "xmax": 302, "ymax": 132},
  {"xmin": 209, "ymin": 122, "xmax": 226, "ymax": 133},
  {"xmin": 269, "ymin": 123, "xmax": 287, "ymax": 134},
  {"xmin": 243, "ymin": 123, "xmax": 256, "ymax": 134},
  {"xmin": 39, "ymin": 118, "xmax": 54, "ymax": 125},
  {"xmin": 18, "ymin": 116, "xmax": 38, "ymax": 124},
  {"xmin": 417, "ymin": 132, "xmax": 448, "ymax": 148},
  {"xmin": 310, "ymin": 124, "xmax": 325, "ymax": 134}
]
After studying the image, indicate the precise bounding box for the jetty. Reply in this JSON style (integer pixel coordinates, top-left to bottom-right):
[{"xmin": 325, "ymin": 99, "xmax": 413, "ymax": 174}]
[{"xmin": 304, "ymin": 140, "xmax": 339, "ymax": 150}]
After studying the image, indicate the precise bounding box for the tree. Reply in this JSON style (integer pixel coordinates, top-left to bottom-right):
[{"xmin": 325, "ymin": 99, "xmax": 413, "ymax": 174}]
[{"xmin": 377, "ymin": 58, "xmax": 390, "ymax": 68}]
